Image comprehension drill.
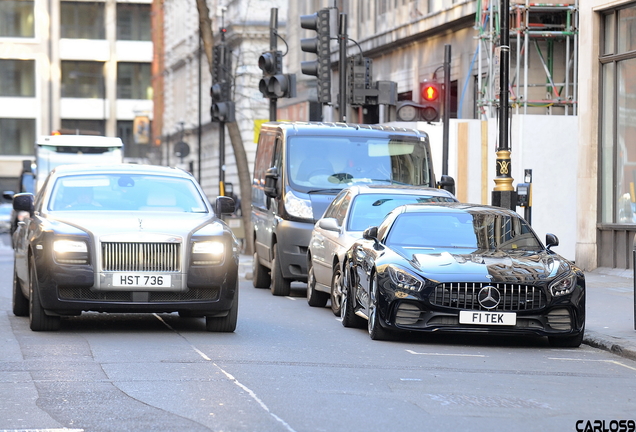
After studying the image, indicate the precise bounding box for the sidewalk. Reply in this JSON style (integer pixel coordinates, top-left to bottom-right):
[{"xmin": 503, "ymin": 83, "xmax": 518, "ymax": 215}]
[{"xmin": 239, "ymin": 255, "xmax": 636, "ymax": 360}]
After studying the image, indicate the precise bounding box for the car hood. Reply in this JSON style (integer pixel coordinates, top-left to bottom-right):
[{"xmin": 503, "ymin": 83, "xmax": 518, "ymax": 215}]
[
  {"xmin": 396, "ymin": 246, "xmax": 571, "ymax": 284},
  {"xmin": 47, "ymin": 211, "xmax": 220, "ymax": 239}
]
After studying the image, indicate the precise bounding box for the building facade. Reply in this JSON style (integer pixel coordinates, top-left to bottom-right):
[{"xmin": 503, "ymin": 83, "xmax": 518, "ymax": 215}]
[{"xmin": 0, "ymin": 0, "xmax": 154, "ymax": 193}]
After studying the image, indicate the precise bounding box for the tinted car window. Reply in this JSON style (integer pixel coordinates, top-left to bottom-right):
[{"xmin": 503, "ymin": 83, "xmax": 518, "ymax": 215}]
[
  {"xmin": 347, "ymin": 194, "xmax": 456, "ymax": 231},
  {"xmin": 48, "ymin": 174, "xmax": 208, "ymax": 212},
  {"xmin": 386, "ymin": 211, "xmax": 542, "ymax": 251}
]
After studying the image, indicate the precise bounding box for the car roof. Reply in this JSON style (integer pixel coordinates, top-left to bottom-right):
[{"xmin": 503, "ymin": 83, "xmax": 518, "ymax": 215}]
[
  {"xmin": 260, "ymin": 121, "xmax": 427, "ymax": 139},
  {"xmin": 397, "ymin": 202, "xmax": 518, "ymax": 215},
  {"xmin": 49, "ymin": 163, "xmax": 193, "ymax": 179},
  {"xmin": 344, "ymin": 184, "xmax": 456, "ymax": 198}
]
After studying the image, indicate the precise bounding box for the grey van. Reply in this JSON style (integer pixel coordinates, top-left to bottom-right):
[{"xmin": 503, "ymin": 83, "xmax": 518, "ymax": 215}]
[{"xmin": 251, "ymin": 122, "xmax": 454, "ymax": 296}]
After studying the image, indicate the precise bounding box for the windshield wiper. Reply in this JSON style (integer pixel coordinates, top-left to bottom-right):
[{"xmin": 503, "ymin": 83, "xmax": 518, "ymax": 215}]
[{"xmin": 307, "ymin": 188, "xmax": 342, "ymax": 194}]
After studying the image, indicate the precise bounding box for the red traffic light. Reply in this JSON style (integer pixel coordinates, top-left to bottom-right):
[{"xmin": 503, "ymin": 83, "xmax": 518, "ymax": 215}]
[{"xmin": 421, "ymin": 83, "xmax": 439, "ymax": 101}]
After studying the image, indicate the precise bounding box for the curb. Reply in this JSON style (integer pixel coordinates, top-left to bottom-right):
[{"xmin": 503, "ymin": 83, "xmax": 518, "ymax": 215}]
[{"xmin": 583, "ymin": 330, "xmax": 636, "ymax": 362}]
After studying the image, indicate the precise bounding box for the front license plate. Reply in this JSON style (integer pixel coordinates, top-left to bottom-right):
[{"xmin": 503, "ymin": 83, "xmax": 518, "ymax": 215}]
[
  {"xmin": 112, "ymin": 274, "xmax": 172, "ymax": 287},
  {"xmin": 459, "ymin": 310, "xmax": 516, "ymax": 326}
]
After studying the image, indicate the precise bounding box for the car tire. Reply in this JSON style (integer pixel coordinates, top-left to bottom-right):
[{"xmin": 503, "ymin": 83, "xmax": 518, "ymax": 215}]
[
  {"xmin": 307, "ymin": 259, "xmax": 328, "ymax": 307},
  {"xmin": 368, "ymin": 274, "xmax": 390, "ymax": 341},
  {"xmin": 29, "ymin": 257, "xmax": 61, "ymax": 332},
  {"xmin": 548, "ymin": 327, "xmax": 584, "ymax": 348},
  {"xmin": 252, "ymin": 250, "xmax": 271, "ymax": 289},
  {"xmin": 341, "ymin": 265, "xmax": 365, "ymax": 329},
  {"xmin": 13, "ymin": 262, "xmax": 28, "ymax": 317},
  {"xmin": 330, "ymin": 263, "xmax": 344, "ymax": 316},
  {"xmin": 205, "ymin": 287, "xmax": 238, "ymax": 332},
  {"xmin": 270, "ymin": 244, "xmax": 291, "ymax": 296}
]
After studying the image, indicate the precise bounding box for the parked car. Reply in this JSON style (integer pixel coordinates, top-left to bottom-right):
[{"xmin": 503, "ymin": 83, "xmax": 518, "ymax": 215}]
[
  {"xmin": 307, "ymin": 184, "xmax": 457, "ymax": 315},
  {"xmin": 342, "ymin": 202, "xmax": 585, "ymax": 347},
  {"xmin": 11, "ymin": 163, "xmax": 239, "ymax": 332}
]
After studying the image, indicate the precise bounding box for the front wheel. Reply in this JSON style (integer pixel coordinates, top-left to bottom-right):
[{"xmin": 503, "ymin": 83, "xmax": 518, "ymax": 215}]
[
  {"xmin": 341, "ymin": 265, "xmax": 365, "ymax": 329},
  {"xmin": 252, "ymin": 250, "xmax": 271, "ymax": 289},
  {"xmin": 270, "ymin": 244, "xmax": 291, "ymax": 296},
  {"xmin": 307, "ymin": 260, "xmax": 328, "ymax": 307},
  {"xmin": 548, "ymin": 328, "xmax": 584, "ymax": 348},
  {"xmin": 330, "ymin": 264, "xmax": 344, "ymax": 316},
  {"xmin": 29, "ymin": 256, "xmax": 61, "ymax": 331},
  {"xmin": 368, "ymin": 274, "xmax": 390, "ymax": 341},
  {"xmin": 206, "ymin": 288, "xmax": 238, "ymax": 332}
]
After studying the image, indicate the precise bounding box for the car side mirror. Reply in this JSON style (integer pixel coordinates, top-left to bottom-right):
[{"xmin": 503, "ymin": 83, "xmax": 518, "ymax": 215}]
[
  {"xmin": 318, "ymin": 218, "xmax": 340, "ymax": 232},
  {"xmin": 437, "ymin": 175, "xmax": 455, "ymax": 196},
  {"xmin": 264, "ymin": 166, "xmax": 279, "ymax": 198},
  {"xmin": 13, "ymin": 193, "xmax": 34, "ymax": 215},
  {"xmin": 214, "ymin": 196, "xmax": 236, "ymax": 216},
  {"xmin": 363, "ymin": 226, "xmax": 378, "ymax": 240},
  {"xmin": 545, "ymin": 233, "xmax": 559, "ymax": 250}
]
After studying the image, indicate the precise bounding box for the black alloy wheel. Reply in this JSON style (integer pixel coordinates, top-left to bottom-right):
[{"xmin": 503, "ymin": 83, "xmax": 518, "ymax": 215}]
[
  {"xmin": 368, "ymin": 273, "xmax": 390, "ymax": 341},
  {"xmin": 29, "ymin": 256, "xmax": 61, "ymax": 331},
  {"xmin": 205, "ymin": 284, "xmax": 238, "ymax": 332},
  {"xmin": 341, "ymin": 264, "xmax": 365, "ymax": 329}
]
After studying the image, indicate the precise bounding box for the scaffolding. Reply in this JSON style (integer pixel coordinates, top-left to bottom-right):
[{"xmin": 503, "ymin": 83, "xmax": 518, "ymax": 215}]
[{"xmin": 476, "ymin": 0, "xmax": 579, "ymax": 118}]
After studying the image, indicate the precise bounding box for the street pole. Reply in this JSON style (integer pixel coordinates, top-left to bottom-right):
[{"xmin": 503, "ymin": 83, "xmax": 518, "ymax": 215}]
[
  {"xmin": 338, "ymin": 13, "xmax": 347, "ymax": 123},
  {"xmin": 198, "ymin": 31, "xmax": 202, "ymax": 182},
  {"xmin": 492, "ymin": 0, "xmax": 516, "ymax": 210},
  {"xmin": 442, "ymin": 44, "xmax": 451, "ymax": 176},
  {"xmin": 268, "ymin": 8, "xmax": 278, "ymax": 122},
  {"xmin": 218, "ymin": 18, "xmax": 226, "ymax": 196}
]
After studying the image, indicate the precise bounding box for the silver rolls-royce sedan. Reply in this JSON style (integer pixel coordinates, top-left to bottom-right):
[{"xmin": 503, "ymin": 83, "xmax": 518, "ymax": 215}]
[{"xmin": 11, "ymin": 163, "xmax": 239, "ymax": 332}]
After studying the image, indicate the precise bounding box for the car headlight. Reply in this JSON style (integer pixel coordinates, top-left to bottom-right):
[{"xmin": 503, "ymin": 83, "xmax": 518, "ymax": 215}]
[
  {"xmin": 284, "ymin": 190, "xmax": 313, "ymax": 220},
  {"xmin": 387, "ymin": 265, "xmax": 423, "ymax": 292},
  {"xmin": 53, "ymin": 240, "xmax": 89, "ymax": 264},
  {"xmin": 549, "ymin": 273, "xmax": 577, "ymax": 297},
  {"xmin": 192, "ymin": 241, "xmax": 224, "ymax": 265}
]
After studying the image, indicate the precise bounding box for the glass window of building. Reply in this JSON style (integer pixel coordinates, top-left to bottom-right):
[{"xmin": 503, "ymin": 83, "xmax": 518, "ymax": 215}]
[
  {"xmin": 0, "ymin": 59, "xmax": 35, "ymax": 97},
  {"xmin": 117, "ymin": 63, "xmax": 152, "ymax": 99},
  {"xmin": 600, "ymin": 3, "xmax": 636, "ymax": 224},
  {"xmin": 61, "ymin": 61, "xmax": 105, "ymax": 98},
  {"xmin": 61, "ymin": 119, "xmax": 105, "ymax": 136},
  {"xmin": 0, "ymin": 0, "xmax": 34, "ymax": 37},
  {"xmin": 0, "ymin": 118, "xmax": 35, "ymax": 155},
  {"xmin": 60, "ymin": 1, "xmax": 105, "ymax": 39},
  {"xmin": 117, "ymin": 3, "xmax": 151, "ymax": 41}
]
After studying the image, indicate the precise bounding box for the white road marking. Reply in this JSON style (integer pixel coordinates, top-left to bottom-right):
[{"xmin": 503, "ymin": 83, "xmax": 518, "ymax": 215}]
[
  {"xmin": 153, "ymin": 314, "xmax": 297, "ymax": 432},
  {"xmin": 285, "ymin": 297, "xmax": 297, "ymax": 300},
  {"xmin": 406, "ymin": 349, "xmax": 486, "ymax": 357},
  {"xmin": 548, "ymin": 357, "xmax": 636, "ymax": 371}
]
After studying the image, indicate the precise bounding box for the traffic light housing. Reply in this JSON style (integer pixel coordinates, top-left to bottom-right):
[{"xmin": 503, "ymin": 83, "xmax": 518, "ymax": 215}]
[
  {"xmin": 300, "ymin": 9, "xmax": 331, "ymax": 103},
  {"xmin": 210, "ymin": 45, "xmax": 234, "ymax": 122},
  {"xmin": 258, "ymin": 50, "xmax": 296, "ymax": 99},
  {"xmin": 419, "ymin": 79, "xmax": 441, "ymax": 122}
]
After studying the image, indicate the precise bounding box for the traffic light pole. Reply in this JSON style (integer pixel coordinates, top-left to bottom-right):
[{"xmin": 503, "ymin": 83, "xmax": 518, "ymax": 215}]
[
  {"xmin": 442, "ymin": 44, "xmax": 451, "ymax": 176},
  {"xmin": 268, "ymin": 8, "xmax": 278, "ymax": 122},
  {"xmin": 492, "ymin": 0, "xmax": 516, "ymax": 210},
  {"xmin": 218, "ymin": 25, "xmax": 226, "ymax": 196},
  {"xmin": 338, "ymin": 13, "xmax": 347, "ymax": 123}
]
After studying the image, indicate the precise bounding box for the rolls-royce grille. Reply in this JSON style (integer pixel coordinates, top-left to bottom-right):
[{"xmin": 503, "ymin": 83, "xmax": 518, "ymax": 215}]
[
  {"xmin": 102, "ymin": 242, "xmax": 181, "ymax": 272},
  {"xmin": 430, "ymin": 282, "xmax": 546, "ymax": 312}
]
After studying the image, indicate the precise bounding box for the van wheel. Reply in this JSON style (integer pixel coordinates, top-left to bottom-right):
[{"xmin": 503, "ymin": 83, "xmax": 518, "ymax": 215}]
[
  {"xmin": 29, "ymin": 257, "xmax": 61, "ymax": 332},
  {"xmin": 307, "ymin": 260, "xmax": 328, "ymax": 307},
  {"xmin": 13, "ymin": 261, "xmax": 28, "ymax": 317},
  {"xmin": 271, "ymin": 244, "xmax": 291, "ymax": 296},
  {"xmin": 252, "ymin": 251, "xmax": 271, "ymax": 288}
]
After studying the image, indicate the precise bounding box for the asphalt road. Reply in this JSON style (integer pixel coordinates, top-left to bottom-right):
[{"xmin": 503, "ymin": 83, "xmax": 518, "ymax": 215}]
[{"xmin": 1, "ymin": 232, "xmax": 635, "ymax": 432}]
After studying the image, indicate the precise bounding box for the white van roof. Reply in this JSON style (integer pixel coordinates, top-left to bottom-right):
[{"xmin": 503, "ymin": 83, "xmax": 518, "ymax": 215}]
[{"xmin": 36, "ymin": 135, "xmax": 124, "ymax": 148}]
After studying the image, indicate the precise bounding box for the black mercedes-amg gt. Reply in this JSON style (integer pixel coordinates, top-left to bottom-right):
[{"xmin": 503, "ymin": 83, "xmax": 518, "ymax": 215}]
[{"xmin": 341, "ymin": 202, "xmax": 585, "ymax": 347}]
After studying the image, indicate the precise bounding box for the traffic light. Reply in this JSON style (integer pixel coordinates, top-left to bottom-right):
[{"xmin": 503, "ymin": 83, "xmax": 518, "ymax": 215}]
[
  {"xmin": 348, "ymin": 56, "xmax": 372, "ymax": 106},
  {"xmin": 210, "ymin": 82, "xmax": 235, "ymax": 122},
  {"xmin": 258, "ymin": 50, "xmax": 296, "ymax": 99},
  {"xmin": 211, "ymin": 45, "xmax": 234, "ymax": 122},
  {"xmin": 419, "ymin": 79, "xmax": 441, "ymax": 122},
  {"xmin": 300, "ymin": 9, "xmax": 331, "ymax": 103}
]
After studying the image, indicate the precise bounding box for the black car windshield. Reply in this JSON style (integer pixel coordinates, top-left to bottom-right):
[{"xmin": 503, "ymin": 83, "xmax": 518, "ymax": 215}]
[
  {"xmin": 287, "ymin": 135, "xmax": 432, "ymax": 191},
  {"xmin": 48, "ymin": 174, "xmax": 208, "ymax": 212},
  {"xmin": 347, "ymin": 194, "xmax": 457, "ymax": 231},
  {"xmin": 386, "ymin": 211, "xmax": 543, "ymax": 251}
]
